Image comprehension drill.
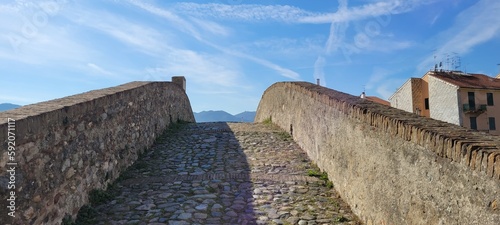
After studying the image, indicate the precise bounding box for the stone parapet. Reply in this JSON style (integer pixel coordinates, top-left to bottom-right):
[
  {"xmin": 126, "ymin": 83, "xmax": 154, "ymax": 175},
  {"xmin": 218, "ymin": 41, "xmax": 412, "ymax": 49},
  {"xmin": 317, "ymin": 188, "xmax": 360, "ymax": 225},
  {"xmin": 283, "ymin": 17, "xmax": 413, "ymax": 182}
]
[
  {"xmin": 0, "ymin": 81, "xmax": 194, "ymax": 224},
  {"xmin": 256, "ymin": 82, "xmax": 500, "ymax": 224}
]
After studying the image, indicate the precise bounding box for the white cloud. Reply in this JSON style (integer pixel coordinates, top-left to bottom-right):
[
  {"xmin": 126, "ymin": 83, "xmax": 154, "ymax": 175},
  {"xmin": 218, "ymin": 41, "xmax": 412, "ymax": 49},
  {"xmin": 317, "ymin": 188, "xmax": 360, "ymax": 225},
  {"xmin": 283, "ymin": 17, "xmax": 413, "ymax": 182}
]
[
  {"xmin": 210, "ymin": 42, "xmax": 300, "ymax": 80},
  {"xmin": 190, "ymin": 17, "xmax": 231, "ymax": 36},
  {"xmin": 130, "ymin": 47, "xmax": 252, "ymax": 92},
  {"xmin": 162, "ymin": 49, "xmax": 244, "ymax": 88},
  {"xmin": 0, "ymin": 22, "xmax": 91, "ymax": 65},
  {"xmin": 87, "ymin": 63, "xmax": 115, "ymax": 77},
  {"xmin": 66, "ymin": 8, "xmax": 169, "ymax": 55},
  {"xmin": 313, "ymin": 56, "xmax": 326, "ymax": 85},
  {"xmin": 126, "ymin": 0, "xmax": 201, "ymax": 40},
  {"xmin": 325, "ymin": 0, "xmax": 349, "ymax": 54},
  {"xmin": 430, "ymin": 12, "xmax": 441, "ymax": 25},
  {"xmin": 128, "ymin": 0, "xmax": 300, "ymax": 80},
  {"xmin": 324, "ymin": 0, "xmax": 435, "ymax": 55},
  {"xmin": 364, "ymin": 39, "xmax": 415, "ymax": 52},
  {"xmin": 314, "ymin": 0, "xmax": 439, "ymax": 85},
  {"xmin": 173, "ymin": 3, "xmax": 317, "ymax": 23},
  {"xmin": 172, "ymin": 0, "xmax": 438, "ymax": 24},
  {"xmin": 174, "ymin": 2, "xmax": 398, "ymax": 24},
  {"xmin": 365, "ymin": 67, "xmax": 410, "ymax": 100},
  {"xmin": 366, "ymin": 67, "xmax": 391, "ymax": 90},
  {"xmin": 0, "ymin": 1, "xmax": 90, "ymax": 65},
  {"xmin": 53, "ymin": 3, "xmax": 251, "ymax": 90},
  {"xmin": 249, "ymin": 37, "xmax": 323, "ymax": 57},
  {"xmin": 418, "ymin": 0, "xmax": 500, "ymax": 71},
  {"xmin": 376, "ymin": 83, "xmax": 396, "ymax": 100}
]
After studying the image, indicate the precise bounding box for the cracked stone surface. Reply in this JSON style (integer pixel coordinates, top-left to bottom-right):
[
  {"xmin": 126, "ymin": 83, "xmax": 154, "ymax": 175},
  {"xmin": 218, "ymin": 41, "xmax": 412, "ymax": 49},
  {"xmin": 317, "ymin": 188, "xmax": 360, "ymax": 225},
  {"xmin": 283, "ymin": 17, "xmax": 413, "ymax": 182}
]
[{"xmin": 86, "ymin": 122, "xmax": 361, "ymax": 225}]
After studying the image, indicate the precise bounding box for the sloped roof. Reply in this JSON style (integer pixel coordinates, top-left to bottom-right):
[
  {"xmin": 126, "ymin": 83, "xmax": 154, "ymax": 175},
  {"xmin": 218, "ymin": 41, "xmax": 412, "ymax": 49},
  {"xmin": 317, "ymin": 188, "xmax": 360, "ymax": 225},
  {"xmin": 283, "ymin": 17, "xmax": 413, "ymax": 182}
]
[
  {"xmin": 428, "ymin": 71, "xmax": 500, "ymax": 90},
  {"xmin": 365, "ymin": 96, "xmax": 390, "ymax": 106}
]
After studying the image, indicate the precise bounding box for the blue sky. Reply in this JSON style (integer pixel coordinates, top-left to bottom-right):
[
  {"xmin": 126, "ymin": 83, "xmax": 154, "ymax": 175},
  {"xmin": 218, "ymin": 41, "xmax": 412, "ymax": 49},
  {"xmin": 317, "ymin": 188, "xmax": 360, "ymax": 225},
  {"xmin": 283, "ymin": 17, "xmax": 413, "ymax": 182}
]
[{"xmin": 1, "ymin": 0, "xmax": 500, "ymax": 114}]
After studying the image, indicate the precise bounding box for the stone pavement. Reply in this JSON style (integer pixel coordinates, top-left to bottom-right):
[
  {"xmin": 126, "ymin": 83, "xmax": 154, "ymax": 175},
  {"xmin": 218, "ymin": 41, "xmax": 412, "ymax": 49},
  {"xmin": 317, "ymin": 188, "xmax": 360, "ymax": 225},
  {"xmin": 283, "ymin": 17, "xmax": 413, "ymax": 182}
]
[{"xmin": 85, "ymin": 122, "xmax": 361, "ymax": 225}]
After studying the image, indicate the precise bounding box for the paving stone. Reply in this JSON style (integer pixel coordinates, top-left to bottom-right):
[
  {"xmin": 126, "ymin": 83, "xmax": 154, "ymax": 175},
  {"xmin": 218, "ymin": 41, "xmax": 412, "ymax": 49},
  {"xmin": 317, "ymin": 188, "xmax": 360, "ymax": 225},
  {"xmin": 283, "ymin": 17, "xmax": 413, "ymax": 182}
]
[
  {"xmin": 225, "ymin": 210, "xmax": 238, "ymax": 217},
  {"xmin": 211, "ymin": 211, "xmax": 222, "ymax": 217},
  {"xmin": 168, "ymin": 221, "xmax": 189, "ymax": 225},
  {"xmin": 78, "ymin": 122, "xmax": 360, "ymax": 225},
  {"xmin": 273, "ymin": 219, "xmax": 285, "ymax": 224},
  {"xmin": 287, "ymin": 216, "xmax": 300, "ymax": 224},
  {"xmin": 136, "ymin": 204, "xmax": 155, "ymax": 211},
  {"xmin": 193, "ymin": 213, "xmax": 208, "ymax": 219},
  {"xmin": 195, "ymin": 204, "xmax": 208, "ymax": 211},
  {"xmin": 179, "ymin": 212, "xmax": 193, "ymax": 219},
  {"xmin": 211, "ymin": 204, "xmax": 223, "ymax": 210}
]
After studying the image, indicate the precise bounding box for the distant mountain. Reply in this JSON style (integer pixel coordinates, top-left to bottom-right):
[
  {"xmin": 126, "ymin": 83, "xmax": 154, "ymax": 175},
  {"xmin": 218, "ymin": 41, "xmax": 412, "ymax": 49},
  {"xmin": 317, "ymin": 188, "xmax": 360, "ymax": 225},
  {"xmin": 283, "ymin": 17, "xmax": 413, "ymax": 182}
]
[
  {"xmin": 0, "ymin": 103, "xmax": 21, "ymax": 112},
  {"xmin": 194, "ymin": 110, "xmax": 256, "ymax": 122},
  {"xmin": 234, "ymin": 111, "xmax": 256, "ymax": 122}
]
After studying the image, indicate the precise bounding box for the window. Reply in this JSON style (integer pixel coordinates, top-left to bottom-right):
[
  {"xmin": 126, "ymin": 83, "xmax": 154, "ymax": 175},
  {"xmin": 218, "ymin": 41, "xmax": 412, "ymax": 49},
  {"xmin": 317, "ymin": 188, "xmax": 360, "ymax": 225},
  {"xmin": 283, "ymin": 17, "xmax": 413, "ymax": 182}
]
[
  {"xmin": 468, "ymin": 92, "xmax": 475, "ymax": 109},
  {"xmin": 489, "ymin": 117, "xmax": 496, "ymax": 130},
  {"xmin": 424, "ymin": 98, "xmax": 429, "ymax": 110},
  {"xmin": 487, "ymin": 93, "xmax": 494, "ymax": 106},
  {"xmin": 470, "ymin": 117, "xmax": 477, "ymax": 130}
]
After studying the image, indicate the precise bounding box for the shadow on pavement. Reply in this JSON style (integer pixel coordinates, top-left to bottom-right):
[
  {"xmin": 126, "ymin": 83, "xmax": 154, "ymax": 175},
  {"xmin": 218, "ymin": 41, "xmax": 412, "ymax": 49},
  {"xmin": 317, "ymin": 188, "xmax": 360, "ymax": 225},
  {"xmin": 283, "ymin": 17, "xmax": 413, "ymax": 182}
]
[{"xmin": 84, "ymin": 122, "xmax": 257, "ymax": 225}]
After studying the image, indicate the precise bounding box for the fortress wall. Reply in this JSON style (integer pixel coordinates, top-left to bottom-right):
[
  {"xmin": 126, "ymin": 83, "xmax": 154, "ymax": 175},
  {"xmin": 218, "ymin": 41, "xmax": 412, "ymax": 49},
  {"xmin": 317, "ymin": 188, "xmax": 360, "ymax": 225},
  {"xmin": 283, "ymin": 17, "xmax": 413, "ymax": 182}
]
[
  {"xmin": 0, "ymin": 81, "xmax": 194, "ymax": 225},
  {"xmin": 255, "ymin": 82, "xmax": 500, "ymax": 225}
]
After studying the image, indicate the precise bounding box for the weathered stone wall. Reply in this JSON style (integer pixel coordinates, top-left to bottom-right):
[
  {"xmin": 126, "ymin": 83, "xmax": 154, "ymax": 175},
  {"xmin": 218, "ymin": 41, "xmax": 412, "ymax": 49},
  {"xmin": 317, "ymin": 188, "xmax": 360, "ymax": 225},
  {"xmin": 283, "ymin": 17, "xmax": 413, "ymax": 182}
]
[
  {"xmin": 255, "ymin": 82, "xmax": 500, "ymax": 225},
  {"xmin": 0, "ymin": 81, "xmax": 194, "ymax": 225}
]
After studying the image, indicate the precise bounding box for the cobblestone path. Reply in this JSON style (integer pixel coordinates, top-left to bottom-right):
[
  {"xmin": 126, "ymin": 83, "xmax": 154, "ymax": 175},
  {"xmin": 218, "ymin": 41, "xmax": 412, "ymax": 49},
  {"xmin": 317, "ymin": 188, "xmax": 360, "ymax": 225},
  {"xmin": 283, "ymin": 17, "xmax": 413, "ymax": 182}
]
[{"xmin": 88, "ymin": 122, "xmax": 360, "ymax": 225}]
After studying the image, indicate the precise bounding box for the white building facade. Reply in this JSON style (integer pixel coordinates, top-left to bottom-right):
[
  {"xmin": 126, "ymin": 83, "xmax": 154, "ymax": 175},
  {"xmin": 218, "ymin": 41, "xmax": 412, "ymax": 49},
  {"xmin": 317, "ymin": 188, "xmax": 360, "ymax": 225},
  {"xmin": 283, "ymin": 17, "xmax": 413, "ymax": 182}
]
[{"xmin": 390, "ymin": 71, "xmax": 500, "ymax": 134}]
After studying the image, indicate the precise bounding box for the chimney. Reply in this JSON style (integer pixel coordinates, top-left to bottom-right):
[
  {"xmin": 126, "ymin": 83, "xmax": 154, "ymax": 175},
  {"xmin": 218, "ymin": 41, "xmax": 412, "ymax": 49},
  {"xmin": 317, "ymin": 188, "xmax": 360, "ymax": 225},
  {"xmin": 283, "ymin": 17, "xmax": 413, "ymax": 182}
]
[
  {"xmin": 316, "ymin": 79, "xmax": 320, "ymax": 86},
  {"xmin": 172, "ymin": 76, "xmax": 186, "ymax": 91}
]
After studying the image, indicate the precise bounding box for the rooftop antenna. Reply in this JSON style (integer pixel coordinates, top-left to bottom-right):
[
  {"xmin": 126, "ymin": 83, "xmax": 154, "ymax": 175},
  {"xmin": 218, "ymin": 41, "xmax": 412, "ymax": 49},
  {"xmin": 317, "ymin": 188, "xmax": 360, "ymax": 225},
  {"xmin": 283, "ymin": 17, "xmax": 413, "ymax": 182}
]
[
  {"xmin": 432, "ymin": 49, "xmax": 437, "ymax": 71},
  {"xmin": 436, "ymin": 51, "xmax": 444, "ymax": 72},
  {"xmin": 451, "ymin": 52, "xmax": 461, "ymax": 71},
  {"xmin": 446, "ymin": 53, "xmax": 450, "ymax": 71},
  {"xmin": 464, "ymin": 62, "xmax": 469, "ymax": 74},
  {"xmin": 497, "ymin": 63, "xmax": 500, "ymax": 76},
  {"xmin": 452, "ymin": 54, "xmax": 460, "ymax": 71}
]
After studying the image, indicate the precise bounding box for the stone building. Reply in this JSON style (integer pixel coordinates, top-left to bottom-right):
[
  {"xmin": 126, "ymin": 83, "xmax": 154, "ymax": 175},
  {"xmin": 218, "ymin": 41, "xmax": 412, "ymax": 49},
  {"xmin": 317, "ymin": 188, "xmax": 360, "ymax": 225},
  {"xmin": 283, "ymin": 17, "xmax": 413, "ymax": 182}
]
[{"xmin": 389, "ymin": 71, "xmax": 500, "ymax": 134}]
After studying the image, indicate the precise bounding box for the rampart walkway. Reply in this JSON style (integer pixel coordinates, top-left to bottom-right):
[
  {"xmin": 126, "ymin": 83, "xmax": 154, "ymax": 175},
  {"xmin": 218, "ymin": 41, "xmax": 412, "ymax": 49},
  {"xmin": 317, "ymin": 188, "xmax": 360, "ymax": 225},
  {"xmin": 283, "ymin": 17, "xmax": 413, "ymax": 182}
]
[{"xmin": 77, "ymin": 122, "xmax": 360, "ymax": 225}]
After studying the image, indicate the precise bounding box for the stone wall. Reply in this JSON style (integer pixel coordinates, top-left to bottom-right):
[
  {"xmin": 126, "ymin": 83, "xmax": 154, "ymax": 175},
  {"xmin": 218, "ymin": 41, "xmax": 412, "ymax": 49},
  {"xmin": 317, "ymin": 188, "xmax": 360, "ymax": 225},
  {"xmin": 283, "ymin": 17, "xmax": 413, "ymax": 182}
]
[
  {"xmin": 0, "ymin": 80, "xmax": 194, "ymax": 225},
  {"xmin": 255, "ymin": 82, "xmax": 500, "ymax": 225}
]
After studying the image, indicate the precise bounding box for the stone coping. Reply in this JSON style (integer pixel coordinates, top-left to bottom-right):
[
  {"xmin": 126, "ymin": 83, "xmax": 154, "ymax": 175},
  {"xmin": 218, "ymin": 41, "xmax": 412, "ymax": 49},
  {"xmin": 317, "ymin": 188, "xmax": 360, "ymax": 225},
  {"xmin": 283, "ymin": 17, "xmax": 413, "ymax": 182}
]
[
  {"xmin": 266, "ymin": 82, "xmax": 500, "ymax": 180},
  {"xmin": 0, "ymin": 81, "xmax": 170, "ymax": 121}
]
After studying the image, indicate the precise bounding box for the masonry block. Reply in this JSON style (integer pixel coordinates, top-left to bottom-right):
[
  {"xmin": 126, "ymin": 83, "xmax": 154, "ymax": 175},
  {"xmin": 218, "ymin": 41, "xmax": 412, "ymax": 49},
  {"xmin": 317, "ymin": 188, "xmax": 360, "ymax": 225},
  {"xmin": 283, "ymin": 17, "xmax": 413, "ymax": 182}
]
[
  {"xmin": 255, "ymin": 81, "xmax": 500, "ymax": 224},
  {"xmin": 172, "ymin": 76, "xmax": 186, "ymax": 92},
  {"xmin": 0, "ymin": 81, "xmax": 194, "ymax": 225}
]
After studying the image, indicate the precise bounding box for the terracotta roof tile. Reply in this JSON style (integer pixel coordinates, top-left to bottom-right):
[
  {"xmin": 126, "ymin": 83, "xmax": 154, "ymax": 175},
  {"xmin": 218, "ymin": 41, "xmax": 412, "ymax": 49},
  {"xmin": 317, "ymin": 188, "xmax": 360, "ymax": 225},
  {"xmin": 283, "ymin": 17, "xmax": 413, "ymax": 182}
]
[
  {"xmin": 428, "ymin": 71, "xmax": 500, "ymax": 89},
  {"xmin": 365, "ymin": 96, "xmax": 390, "ymax": 106}
]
